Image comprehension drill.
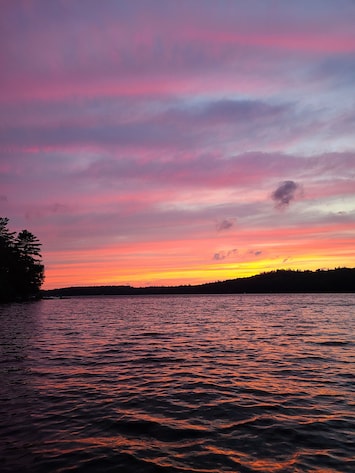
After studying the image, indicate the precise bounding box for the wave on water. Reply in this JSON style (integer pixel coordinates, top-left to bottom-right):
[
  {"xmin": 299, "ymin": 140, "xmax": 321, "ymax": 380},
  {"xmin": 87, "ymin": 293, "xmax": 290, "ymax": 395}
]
[{"xmin": 0, "ymin": 294, "xmax": 354, "ymax": 472}]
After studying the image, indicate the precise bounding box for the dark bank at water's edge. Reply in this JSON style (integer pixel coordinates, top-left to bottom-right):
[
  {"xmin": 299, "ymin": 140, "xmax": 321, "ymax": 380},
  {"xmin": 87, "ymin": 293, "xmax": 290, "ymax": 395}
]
[{"xmin": 42, "ymin": 267, "xmax": 355, "ymax": 297}]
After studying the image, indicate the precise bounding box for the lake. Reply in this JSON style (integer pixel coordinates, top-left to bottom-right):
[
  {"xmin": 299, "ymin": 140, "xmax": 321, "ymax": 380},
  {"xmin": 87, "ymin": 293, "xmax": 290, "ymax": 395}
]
[{"xmin": 0, "ymin": 294, "xmax": 354, "ymax": 472}]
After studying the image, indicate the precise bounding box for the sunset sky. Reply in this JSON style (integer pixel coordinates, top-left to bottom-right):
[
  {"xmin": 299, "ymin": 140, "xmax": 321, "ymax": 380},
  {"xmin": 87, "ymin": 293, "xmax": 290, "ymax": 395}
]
[{"xmin": 1, "ymin": 0, "xmax": 355, "ymax": 290}]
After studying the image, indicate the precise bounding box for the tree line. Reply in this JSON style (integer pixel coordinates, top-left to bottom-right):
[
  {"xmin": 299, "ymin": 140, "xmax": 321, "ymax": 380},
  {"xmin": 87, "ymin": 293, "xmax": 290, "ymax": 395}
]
[
  {"xmin": 0, "ymin": 217, "xmax": 44, "ymax": 302},
  {"xmin": 44, "ymin": 267, "xmax": 354, "ymax": 297}
]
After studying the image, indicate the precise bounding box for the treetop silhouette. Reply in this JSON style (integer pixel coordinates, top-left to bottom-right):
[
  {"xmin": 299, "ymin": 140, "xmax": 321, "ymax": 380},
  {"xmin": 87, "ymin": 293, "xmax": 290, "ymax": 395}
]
[{"xmin": 0, "ymin": 217, "xmax": 45, "ymax": 302}]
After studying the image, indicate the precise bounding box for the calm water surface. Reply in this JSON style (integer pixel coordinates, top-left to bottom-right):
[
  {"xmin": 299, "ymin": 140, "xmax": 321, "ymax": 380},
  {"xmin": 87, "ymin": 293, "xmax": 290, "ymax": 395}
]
[{"xmin": 0, "ymin": 294, "xmax": 354, "ymax": 472}]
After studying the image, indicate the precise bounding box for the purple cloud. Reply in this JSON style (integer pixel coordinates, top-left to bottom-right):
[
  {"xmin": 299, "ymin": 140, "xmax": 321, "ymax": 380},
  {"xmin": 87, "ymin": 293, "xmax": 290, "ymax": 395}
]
[
  {"xmin": 216, "ymin": 219, "xmax": 234, "ymax": 232},
  {"xmin": 272, "ymin": 181, "xmax": 302, "ymax": 209},
  {"xmin": 249, "ymin": 250, "xmax": 262, "ymax": 256},
  {"xmin": 0, "ymin": 97, "xmax": 297, "ymax": 153},
  {"xmin": 213, "ymin": 249, "xmax": 238, "ymax": 261}
]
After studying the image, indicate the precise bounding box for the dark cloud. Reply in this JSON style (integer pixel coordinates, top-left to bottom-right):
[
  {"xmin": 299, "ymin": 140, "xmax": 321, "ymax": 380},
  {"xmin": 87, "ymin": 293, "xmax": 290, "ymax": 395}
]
[
  {"xmin": 272, "ymin": 180, "xmax": 301, "ymax": 209},
  {"xmin": 249, "ymin": 250, "xmax": 262, "ymax": 256},
  {"xmin": 216, "ymin": 219, "xmax": 234, "ymax": 231},
  {"xmin": 0, "ymin": 195, "xmax": 7, "ymax": 202},
  {"xmin": 213, "ymin": 252, "xmax": 226, "ymax": 261},
  {"xmin": 213, "ymin": 249, "xmax": 238, "ymax": 261}
]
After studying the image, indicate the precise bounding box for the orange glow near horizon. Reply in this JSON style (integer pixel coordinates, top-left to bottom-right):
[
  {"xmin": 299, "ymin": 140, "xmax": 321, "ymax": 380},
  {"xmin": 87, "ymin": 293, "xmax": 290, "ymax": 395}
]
[
  {"xmin": 42, "ymin": 227, "xmax": 355, "ymax": 289},
  {"xmin": 40, "ymin": 215, "xmax": 355, "ymax": 289}
]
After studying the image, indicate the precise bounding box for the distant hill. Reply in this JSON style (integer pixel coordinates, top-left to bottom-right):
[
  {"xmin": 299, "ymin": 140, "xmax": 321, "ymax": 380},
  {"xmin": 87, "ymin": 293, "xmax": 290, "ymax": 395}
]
[{"xmin": 42, "ymin": 267, "xmax": 355, "ymax": 297}]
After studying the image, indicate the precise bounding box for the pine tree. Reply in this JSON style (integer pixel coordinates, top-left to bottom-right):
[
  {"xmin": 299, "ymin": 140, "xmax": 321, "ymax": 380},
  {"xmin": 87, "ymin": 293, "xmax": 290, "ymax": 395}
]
[{"xmin": 0, "ymin": 218, "xmax": 45, "ymax": 302}]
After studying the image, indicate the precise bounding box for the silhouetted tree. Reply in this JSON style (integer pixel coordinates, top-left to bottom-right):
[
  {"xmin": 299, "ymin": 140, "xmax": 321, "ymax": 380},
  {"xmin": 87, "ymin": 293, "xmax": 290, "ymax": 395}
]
[{"xmin": 0, "ymin": 217, "xmax": 45, "ymax": 302}]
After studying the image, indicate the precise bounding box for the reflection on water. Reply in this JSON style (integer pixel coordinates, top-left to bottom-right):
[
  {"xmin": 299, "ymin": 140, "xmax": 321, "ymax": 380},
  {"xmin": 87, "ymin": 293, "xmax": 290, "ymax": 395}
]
[{"xmin": 0, "ymin": 294, "xmax": 354, "ymax": 472}]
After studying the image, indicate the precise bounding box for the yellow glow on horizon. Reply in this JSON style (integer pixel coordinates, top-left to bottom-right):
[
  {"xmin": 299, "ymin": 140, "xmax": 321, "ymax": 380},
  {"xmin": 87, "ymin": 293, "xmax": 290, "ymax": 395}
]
[
  {"xmin": 42, "ymin": 248, "xmax": 354, "ymax": 289},
  {"xmin": 41, "ymin": 219, "xmax": 355, "ymax": 289}
]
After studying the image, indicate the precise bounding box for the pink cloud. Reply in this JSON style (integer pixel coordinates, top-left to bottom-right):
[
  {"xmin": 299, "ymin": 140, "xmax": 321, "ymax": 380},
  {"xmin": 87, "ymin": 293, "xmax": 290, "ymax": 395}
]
[{"xmin": 2, "ymin": 1, "xmax": 354, "ymax": 102}]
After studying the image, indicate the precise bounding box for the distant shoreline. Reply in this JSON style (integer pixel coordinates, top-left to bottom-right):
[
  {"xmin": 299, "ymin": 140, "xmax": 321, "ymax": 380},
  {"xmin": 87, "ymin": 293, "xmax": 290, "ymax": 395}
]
[{"xmin": 42, "ymin": 267, "xmax": 355, "ymax": 297}]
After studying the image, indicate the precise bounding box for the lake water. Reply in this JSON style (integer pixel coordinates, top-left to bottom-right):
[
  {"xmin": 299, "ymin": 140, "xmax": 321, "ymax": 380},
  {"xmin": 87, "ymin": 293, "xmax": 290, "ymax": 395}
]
[{"xmin": 0, "ymin": 294, "xmax": 354, "ymax": 472}]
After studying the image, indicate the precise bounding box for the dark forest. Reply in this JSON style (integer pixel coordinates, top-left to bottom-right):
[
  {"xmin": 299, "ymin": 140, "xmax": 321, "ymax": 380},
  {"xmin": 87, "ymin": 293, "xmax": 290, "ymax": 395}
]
[{"xmin": 43, "ymin": 267, "xmax": 354, "ymax": 297}]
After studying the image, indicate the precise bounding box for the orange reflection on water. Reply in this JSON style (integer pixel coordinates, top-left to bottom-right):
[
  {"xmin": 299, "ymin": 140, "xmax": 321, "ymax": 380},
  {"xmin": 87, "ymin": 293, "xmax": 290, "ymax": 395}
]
[
  {"xmin": 241, "ymin": 450, "xmax": 338, "ymax": 473},
  {"xmin": 248, "ymin": 457, "xmax": 297, "ymax": 472},
  {"xmin": 207, "ymin": 445, "xmax": 298, "ymax": 473}
]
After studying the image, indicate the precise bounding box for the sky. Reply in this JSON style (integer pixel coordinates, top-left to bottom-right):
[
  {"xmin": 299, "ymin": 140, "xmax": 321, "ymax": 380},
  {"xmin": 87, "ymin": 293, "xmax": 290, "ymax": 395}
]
[{"xmin": 1, "ymin": 0, "xmax": 355, "ymax": 290}]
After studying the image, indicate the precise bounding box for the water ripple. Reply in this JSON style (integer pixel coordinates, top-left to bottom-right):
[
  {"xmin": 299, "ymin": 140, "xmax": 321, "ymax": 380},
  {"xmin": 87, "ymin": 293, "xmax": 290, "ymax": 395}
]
[{"xmin": 1, "ymin": 294, "xmax": 354, "ymax": 472}]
